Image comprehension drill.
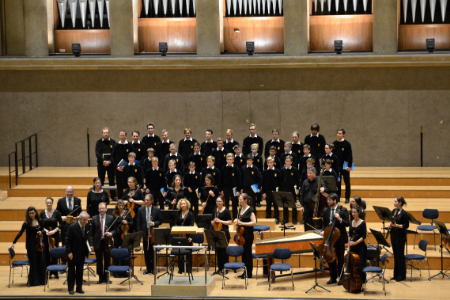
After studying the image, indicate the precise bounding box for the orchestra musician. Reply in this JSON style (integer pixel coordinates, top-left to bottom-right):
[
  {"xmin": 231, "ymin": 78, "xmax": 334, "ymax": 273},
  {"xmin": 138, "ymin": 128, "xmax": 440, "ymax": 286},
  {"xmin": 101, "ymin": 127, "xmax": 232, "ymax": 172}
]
[
  {"xmin": 89, "ymin": 202, "xmax": 115, "ymax": 284},
  {"xmin": 236, "ymin": 193, "xmax": 257, "ymax": 279},
  {"xmin": 211, "ymin": 196, "xmax": 232, "ymax": 275},
  {"xmin": 175, "ymin": 199, "xmax": 195, "ymax": 274},
  {"xmin": 350, "ymin": 196, "xmax": 366, "ymax": 221},
  {"xmin": 123, "ymin": 176, "xmax": 145, "ymax": 226},
  {"xmin": 86, "ymin": 177, "xmax": 110, "ymax": 218},
  {"xmin": 65, "ymin": 212, "xmax": 91, "ymax": 294},
  {"xmin": 348, "ymin": 205, "xmax": 367, "ymax": 286},
  {"xmin": 199, "ymin": 174, "xmax": 219, "ymax": 215},
  {"xmin": 389, "ymin": 196, "xmax": 409, "ymax": 282},
  {"xmin": 166, "ymin": 174, "xmax": 189, "ymax": 208},
  {"xmin": 112, "ymin": 200, "xmax": 134, "ymax": 277},
  {"xmin": 40, "ymin": 197, "xmax": 63, "ymax": 278},
  {"xmin": 321, "ymin": 193, "xmax": 349, "ymax": 285},
  {"xmin": 11, "ymin": 206, "xmax": 46, "ymax": 286},
  {"xmin": 137, "ymin": 194, "xmax": 162, "ymax": 275}
]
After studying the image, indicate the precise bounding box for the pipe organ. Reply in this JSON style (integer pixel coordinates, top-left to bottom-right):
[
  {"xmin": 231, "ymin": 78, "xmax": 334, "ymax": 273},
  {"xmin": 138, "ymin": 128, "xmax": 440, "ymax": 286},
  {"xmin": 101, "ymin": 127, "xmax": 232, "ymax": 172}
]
[
  {"xmin": 141, "ymin": 0, "xmax": 196, "ymax": 17},
  {"xmin": 312, "ymin": 0, "xmax": 371, "ymax": 15},
  {"xmin": 401, "ymin": 0, "xmax": 448, "ymax": 24},
  {"xmin": 56, "ymin": 0, "xmax": 110, "ymax": 29},
  {"xmin": 225, "ymin": 0, "xmax": 283, "ymax": 17}
]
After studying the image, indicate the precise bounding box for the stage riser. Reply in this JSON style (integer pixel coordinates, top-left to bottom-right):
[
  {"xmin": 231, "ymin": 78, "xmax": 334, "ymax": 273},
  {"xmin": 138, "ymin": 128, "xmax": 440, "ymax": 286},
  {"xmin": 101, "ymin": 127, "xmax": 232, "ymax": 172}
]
[
  {"xmin": 18, "ymin": 178, "xmax": 94, "ymax": 185},
  {"xmin": 8, "ymin": 189, "xmax": 91, "ymax": 197}
]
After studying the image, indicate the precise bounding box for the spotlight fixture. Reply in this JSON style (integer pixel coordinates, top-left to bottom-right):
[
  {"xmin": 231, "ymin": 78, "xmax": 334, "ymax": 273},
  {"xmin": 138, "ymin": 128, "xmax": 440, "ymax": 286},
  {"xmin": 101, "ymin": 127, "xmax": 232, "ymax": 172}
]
[
  {"xmin": 72, "ymin": 43, "xmax": 81, "ymax": 57},
  {"xmin": 426, "ymin": 38, "xmax": 435, "ymax": 53},
  {"xmin": 159, "ymin": 42, "xmax": 168, "ymax": 56},
  {"xmin": 334, "ymin": 40, "xmax": 343, "ymax": 55},
  {"xmin": 246, "ymin": 41, "xmax": 255, "ymax": 56},
  {"xmin": 234, "ymin": 28, "xmax": 240, "ymax": 33}
]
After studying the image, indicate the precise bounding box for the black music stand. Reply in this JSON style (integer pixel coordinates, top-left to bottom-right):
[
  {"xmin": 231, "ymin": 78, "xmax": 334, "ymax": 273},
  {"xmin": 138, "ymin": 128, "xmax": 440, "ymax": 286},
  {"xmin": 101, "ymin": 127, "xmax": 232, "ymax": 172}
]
[
  {"xmin": 405, "ymin": 211, "xmax": 422, "ymax": 254},
  {"xmin": 306, "ymin": 242, "xmax": 330, "ymax": 293},
  {"xmin": 204, "ymin": 229, "xmax": 229, "ymax": 276},
  {"xmin": 322, "ymin": 176, "xmax": 338, "ymax": 193},
  {"xmin": 273, "ymin": 192, "xmax": 296, "ymax": 234},
  {"xmin": 120, "ymin": 231, "xmax": 143, "ymax": 285},
  {"xmin": 196, "ymin": 214, "xmax": 215, "ymax": 269},
  {"xmin": 161, "ymin": 210, "xmax": 178, "ymax": 227},
  {"xmin": 369, "ymin": 228, "xmax": 390, "ymax": 283},
  {"xmin": 154, "ymin": 228, "xmax": 172, "ymax": 279},
  {"xmin": 429, "ymin": 220, "xmax": 450, "ymax": 280},
  {"xmin": 373, "ymin": 206, "xmax": 393, "ymax": 255}
]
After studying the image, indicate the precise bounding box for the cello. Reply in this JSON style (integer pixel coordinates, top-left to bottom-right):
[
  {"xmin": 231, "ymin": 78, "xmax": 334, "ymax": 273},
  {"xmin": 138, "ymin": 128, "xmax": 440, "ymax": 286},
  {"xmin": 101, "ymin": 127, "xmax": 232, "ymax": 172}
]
[
  {"xmin": 342, "ymin": 231, "xmax": 362, "ymax": 293},
  {"xmin": 319, "ymin": 205, "xmax": 341, "ymax": 263},
  {"xmin": 308, "ymin": 165, "xmax": 328, "ymax": 230},
  {"xmin": 235, "ymin": 206, "xmax": 245, "ymax": 246}
]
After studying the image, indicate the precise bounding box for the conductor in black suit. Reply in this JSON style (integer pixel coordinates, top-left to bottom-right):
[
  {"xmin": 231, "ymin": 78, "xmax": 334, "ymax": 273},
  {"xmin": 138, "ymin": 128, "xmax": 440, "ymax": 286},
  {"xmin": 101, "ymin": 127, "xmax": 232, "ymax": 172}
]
[
  {"xmin": 321, "ymin": 193, "xmax": 349, "ymax": 285},
  {"xmin": 137, "ymin": 194, "xmax": 162, "ymax": 275},
  {"xmin": 56, "ymin": 186, "xmax": 82, "ymax": 252},
  {"xmin": 65, "ymin": 212, "xmax": 91, "ymax": 295},
  {"xmin": 89, "ymin": 202, "xmax": 116, "ymax": 284}
]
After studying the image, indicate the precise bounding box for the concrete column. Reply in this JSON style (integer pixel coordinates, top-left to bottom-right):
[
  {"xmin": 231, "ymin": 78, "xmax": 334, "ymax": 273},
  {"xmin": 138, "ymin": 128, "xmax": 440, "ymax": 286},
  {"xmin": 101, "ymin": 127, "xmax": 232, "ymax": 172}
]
[
  {"xmin": 284, "ymin": 0, "xmax": 309, "ymax": 55},
  {"xmin": 110, "ymin": 0, "xmax": 134, "ymax": 56},
  {"xmin": 23, "ymin": 0, "xmax": 48, "ymax": 57},
  {"xmin": 4, "ymin": 0, "xmax": 25, "ymax": 56},
  {"xmin": 196, "ymin": 0, "xmax": 221, "ymax": 56},
  {"xmin": 373, "ymin": 0, "xmax": 398, "ymax": 54}
]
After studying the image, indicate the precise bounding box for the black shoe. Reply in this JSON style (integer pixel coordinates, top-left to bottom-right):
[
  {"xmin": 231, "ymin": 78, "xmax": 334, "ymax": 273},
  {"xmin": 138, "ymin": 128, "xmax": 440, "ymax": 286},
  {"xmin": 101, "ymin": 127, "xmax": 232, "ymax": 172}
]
[
  {"xmin": 143, "ymin": 270, "xmax": 149, "ymax": 275},
  {"xmin": 76, "ymin": 290, "xmax": 85, "ymax": 294},
  {"xmin": 69, "ymin": 291, "xmax": 74, "ymax": 295},
  {"xmin": 396, "ymin": 277, "xmax": 405, "ymax": 282},
  {"xmin": 345, "ymin": 199, "xmax": 350, "ymax": 204},
  {"xmin": 390, "ymin": 277, "xmax": 396, "ymax": 281},
  {"xmin": 337, "ymin": 280, "xmax": 342, "ymax": 286},
  {"xmin": 97, "ymin": 280, "xmax": 103, "ymax": 284},
  {"xmin": 292, "ymin": 219, "xmax": 297, "ymax": 225},
  {"xmin": 275, "ymin": 219, "xmax": 279, "ymax": 225},
  {"xmin": 327, "ymin": 279, "xmax": 337, "ymax": 284},
  {"xmin": 103, "ymin": 279, "xmax": 112, "ymax": 284},
  {"xmin": 300, "ymin": 220, "xmax": 305, "ymax": 225},
  {"xmin": 238, "ymin": 272, "xmax": 246, "ymax": 279}
]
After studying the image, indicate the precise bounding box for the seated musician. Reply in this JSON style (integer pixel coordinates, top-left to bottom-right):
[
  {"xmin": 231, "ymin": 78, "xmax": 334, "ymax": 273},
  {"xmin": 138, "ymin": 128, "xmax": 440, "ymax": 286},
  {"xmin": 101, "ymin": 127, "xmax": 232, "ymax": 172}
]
[
  {"xmin": 321, "ymin": 193, "xmax": 349, "ymax": 285},
  {"xmin": 166, "ymin": 174, "xmax": 188, "ymax": 209},
  {"xmin": 211, "ymin": 196, "xmax": 232, "ymax": 274},
  {"xmin": 176, "ymin": 199, "xmax": 194, "ymax": 274},
  {"xmin": 112, "ymin": 200, "xmax": 134, "ymax": 277},
  {"xmin": 137, "ymin": 194, "xmax": 162, "ymax": 275}
]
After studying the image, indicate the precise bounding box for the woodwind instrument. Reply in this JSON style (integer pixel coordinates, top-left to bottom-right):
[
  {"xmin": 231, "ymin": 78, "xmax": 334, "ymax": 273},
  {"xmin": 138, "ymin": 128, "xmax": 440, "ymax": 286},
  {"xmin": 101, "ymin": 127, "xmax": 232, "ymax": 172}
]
[
  {"xmin": 172, "ymin": 189, "xmax": 180, "ymax": 210},
  {"xmin": 199, "ymin": 193, "xmax": 210, "ymax": 215}
]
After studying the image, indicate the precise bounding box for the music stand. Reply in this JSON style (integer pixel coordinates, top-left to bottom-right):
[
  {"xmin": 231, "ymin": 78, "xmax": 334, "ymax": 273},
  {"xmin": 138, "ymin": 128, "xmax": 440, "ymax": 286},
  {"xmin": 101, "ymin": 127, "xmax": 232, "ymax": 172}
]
[
  {"xmin": 429, "ymin": 220, "xmax": 450, "ymax": 280},
  {"xmin": 120, "ymin": 231, "xmax": 144, "ymax": 285},
  {"xmin": 161, "ymin": 210, "xmax": 178, "ymax": 227},
  {"xmin": 273, "ymin": 192, "xmax": 296, "ymax": 234},
  {"xmin": 154, "ymin": 228, "xmax": 172, "ymax": 279},
  {"xmin": 196, "ymin": 214, "xmax": 215, "ymax": 269},
  {"xmin": 369, "ymin": 228, "xmax": 391, "ymax": 283},
  {"xmin": 405, "ymin": 211, "xmax": 422, "ymax": 254},
  {"xmin": 306, "ymin": 242, "xmax": 330, "ymax": 293},
  {"xmin": 322, "ymin": 176, "xmax": 337, "ymax": 193},
  {"xmin": 204, "ymin": 229, "xmax": 229, "ymax": 276},
  {"xmin": 372, "ymin": 206, "xmax": 393, "ymax": 255}
]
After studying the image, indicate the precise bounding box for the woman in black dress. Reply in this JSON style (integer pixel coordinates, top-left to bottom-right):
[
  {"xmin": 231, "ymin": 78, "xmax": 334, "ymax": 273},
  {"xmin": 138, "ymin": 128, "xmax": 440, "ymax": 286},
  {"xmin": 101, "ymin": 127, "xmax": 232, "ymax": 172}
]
[
  {"xmin": 348, "ymin": 206, "xmax": 367, "ymax": 287},
  {"xmin": 166, "ymin": 175, "xmax": 188, "ymax": 209},
  {"xmin": 211, "ymin": 196, "xmax": 232, "ymax": 274},
  {"xmin": 87, "ymin": 177, "xmax": 110, "ymax": 217},
  {"xmin": 112, "ymin": 200, "xmax": 134, "ymax": 277},
  {"xmin": 123, "ymin": 176, "xmax": 145, "ymax": 226},
  {"xmin": 236, "ymin": 193, "xmax": 256, "ymax": 279},
  {"xmin": 11, "ymin": 206, "xmax": 46, "ymax": 286},
  {"xmin": 389, "ymin": 196, "xmax": 409, "ymax": 282},
  {"xmin": 350, "ymin": 196, "xmax": 366, "ymax": 221},
  {"xmin": 40, "ymin": 197, "xmax": 63, "ymax": 278},
  {"xmin": 176, "ymin": 198, "xmax": 194, "ymax": 274},
  {"xmin": 199, "ymin": 174, "xmax": 219, "ymax": 215}
]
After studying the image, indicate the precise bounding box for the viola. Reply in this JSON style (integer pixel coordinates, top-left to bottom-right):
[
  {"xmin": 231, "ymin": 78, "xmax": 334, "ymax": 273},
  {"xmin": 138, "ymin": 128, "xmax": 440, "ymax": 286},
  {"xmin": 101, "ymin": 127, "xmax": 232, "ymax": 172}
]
[
  {"xmin": 127, "ymin": 189, "xmax": 137, "ymax": 218},
  {"xmin": 120, "ymin": 210, "xmax": 131, "ymax": 240},
  {"xmin": 47, "ymin": 227, "xmax": 57, "ymax": 251},
  {"xmin": 101, "ymin": 214, "xmax": 122, "ymax": 253},
  {"xmin": 214, "ymin": 208, "xmax": 223, "ymax": 231},
  {"xmin": 342, "ymin": 231, "xmax": 362, "ymax": 293},
  {"xmin": 235, "ymin": 207, "xmax": 245, "ymax": 246},
  {"xmin": 319, "ymin": 205, "xmax": 341, "ymax": 263},
  {"xmin": 36, "ymin": 233, "xmax": 45, "ymax": 252},
  {"xmin": 308, "ymin": 165, "xmax": 328, "ymax": 230}
]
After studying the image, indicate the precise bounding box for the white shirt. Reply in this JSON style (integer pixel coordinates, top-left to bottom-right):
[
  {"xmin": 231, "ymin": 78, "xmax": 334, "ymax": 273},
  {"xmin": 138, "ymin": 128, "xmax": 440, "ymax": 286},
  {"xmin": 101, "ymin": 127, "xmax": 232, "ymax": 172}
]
[
  {"xmin": 226, "ymin": 164, "xmax": 235, "ymax": 168},
  {"xmin": 293, "ymin": 141, "xmax": 302, "ymax": 145},
  {"xmin": 152, "ymin": 167, "xmax": 159, "ymax": 171},
  {"xmin": 217, "ymin": 148, "xmax": 224, "ymax": 151},
  {"xmin": 132, "ymin": 140, "xmax": 141, "ymax": 144},
  {"xmin": 226, "ymin": 139, "xmax": 234, "ymax": 143},
  {"xmin": 146, "ymin": 206, "xmax": 152, "ymax": 221},
  {"xmin": 189, "ymin": 171, "xmax": 196, "ymax": 174},
  {"xmin": 128, "ymin": 162, "xmax": 135, "ymax": 166},
  {"xmin": 205, "ymin": 140, "xmax": 214, "ymax": 143},
  {"xmin": 304, "ymin": 154, "xmax": 311, "ymax": 158},
  {"xmin": 249, "ymin": 134, "xmax": 258, "ymax": 138},
  {"xmin": 247, "ymin": 165, "xmax": 253, "ymax": 168},
  {"xmin": 100, "ymin": 214, "xmax": 106, "ymax": 236},
  {"xmin": 101, "ymin": 138, "xmax": 111, "ymax": 142},
  {"xmin": 271, "ymin": 139, "xmax": 280, "ymax": 143},
  {"xmin": 147, "ymin": 134, "xmax": 155, "ymax": 138},
  {"xmin": 310, "ymin": 133, "xmax": 320, "ymax": 138},
  {"xmin": 162, "ymin": 140, "xmax": 170, "ymax": 144},
  {"xmin": 269, "ymin": 167, "xmax": 276, "ymax": 171},
  {"xmin": 235, "ymin": 154, "xmax": 243, "ymax": 158},
  {"xmin": 339, "ymin": 138, "xmax": 345, "ymax": 142},
  {"xmin": 184, "ymin": 138, "xmax": 193, "ymax": 142},
  {"xmin": 207, "ymin": 166, "xmax": 215, "ymax": 170},
  {"xmin": 170, "ymin": 168, "xmax": 178, "ymax": 173},
  {"xmin": 118, "ymin": 140, "xmax": 129, "ymax": 144},
  {"xmin": 330, "ymin": 207, "xmax": 335, "ymax": 225}
]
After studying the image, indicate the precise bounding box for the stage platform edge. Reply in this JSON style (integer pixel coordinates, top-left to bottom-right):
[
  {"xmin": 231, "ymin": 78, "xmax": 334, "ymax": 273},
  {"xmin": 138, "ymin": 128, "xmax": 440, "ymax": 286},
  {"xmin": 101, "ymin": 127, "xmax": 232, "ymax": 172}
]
[{"xmin": 152, "ymin": 275, "xmax": 216, "ymax": 297}]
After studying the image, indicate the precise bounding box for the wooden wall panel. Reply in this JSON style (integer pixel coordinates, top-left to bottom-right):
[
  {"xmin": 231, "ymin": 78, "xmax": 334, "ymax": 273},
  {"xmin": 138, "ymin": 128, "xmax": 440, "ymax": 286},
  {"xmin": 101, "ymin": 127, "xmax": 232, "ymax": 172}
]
[
  {"xmin": 310, "ymin": 15, "xmax": 373, "ymax": 51},
  {"xmin": 138, "ymin": 18, "xmax": 196, "ymax": 52},
  {"xmin": 54, "ymin": 30, "xmax": 111, "ymax": 53},
  {"xmin": 223, "ymin": 17, "xmax": 284, "ymax": 52},
  {"xmin": 398, "ymin": 25, "xmax": 450, "ymax": 50}
]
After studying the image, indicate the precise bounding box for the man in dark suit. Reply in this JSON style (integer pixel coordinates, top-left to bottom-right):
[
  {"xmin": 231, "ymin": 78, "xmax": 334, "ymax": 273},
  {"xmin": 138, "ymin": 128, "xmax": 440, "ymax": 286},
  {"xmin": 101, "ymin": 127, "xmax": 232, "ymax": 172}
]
[
  {"xmin": 56, "ymin": 186, "xmax": 82, "ymax": 249},
  {"xmin": 65, "ymin": 212, "xmax": 91, "ymax": 295},
  {"xmin": 89, "ymin": 202, "xmax": 116, "ymax": 284},
  {"xmin": 137, "ymin": 194, "xmax": 163, "ymax": 274},
  {"xmin": 321, "ymin": 193, "xmax": 349, "ymax": 285}
]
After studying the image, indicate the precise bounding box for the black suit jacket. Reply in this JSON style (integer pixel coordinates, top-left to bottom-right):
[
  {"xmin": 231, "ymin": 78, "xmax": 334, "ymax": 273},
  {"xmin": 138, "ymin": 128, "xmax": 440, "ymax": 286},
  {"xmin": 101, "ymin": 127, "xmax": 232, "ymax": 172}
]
[
  {"xmin": 65, "ymin": 222, "xmax": 91, "ymax": 263},
  {"xmin": 56, "ymin": 197, "xmax": 82, "ymax": 217},
  {"xmin": 322, "ymin": 206, "xmax": 349, "ymax": 246},
  {"xmin": 89, "ymin": 214, "xmax": 116, "ymax": 251},
  {"xmin": 137, "ymin": 205, "xmax": 163, "ymax": 239}
]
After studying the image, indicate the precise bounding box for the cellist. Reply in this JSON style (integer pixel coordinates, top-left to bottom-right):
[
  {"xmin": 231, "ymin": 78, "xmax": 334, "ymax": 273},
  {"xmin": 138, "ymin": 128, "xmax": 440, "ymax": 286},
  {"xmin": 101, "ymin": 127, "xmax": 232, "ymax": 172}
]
[
  {"xmin": 211, "ymin": 196, "xmax": 232, "ymax": 275},
  {"xmin": 321, "ymin": 193, "xmax": 349, "ymax": 285}
]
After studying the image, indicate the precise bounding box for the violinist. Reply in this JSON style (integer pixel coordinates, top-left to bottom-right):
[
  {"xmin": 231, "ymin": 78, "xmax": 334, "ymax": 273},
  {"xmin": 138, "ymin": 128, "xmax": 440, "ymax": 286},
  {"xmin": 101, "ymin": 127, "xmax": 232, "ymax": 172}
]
[
  {"xmin": 89, "ymin": 202, "xmax": 115, "ymax": 284},
  {"xmin": 112, "ymin": 200, "xmax": 134, "ymax": 277},
  {"xmin": 123, "ymin": 176, "xmax": 145, "ymax": 226},
  {"xmin": 137, "ymin": 194, "xmax": 162, "ymax": 275},
  {"xmin": 211, "ymin": 196, "xmax": 232, "ymax": 275},
  {"xmin": 40, "ymin": 197, "xmax": 63, "ymax": 278},
  {"xmin": 350, "ymin": 196, "xmax": 366, "ymax": 221},
  {"xmin": 236, "ymin": 193, "xmax": 257, "ymax": 279},
  {"xmin": 11, "ymin": 206, "xmax": 46, "ymax": 286},
  {"xmin": 321, "ymin": 193, "xmax": 348, "ymax": 285},
  {"xmin": 348, "ymin": 206, "xmax": 367, "ymax": 287},
  {"xmin": 87, "ymin": 177, "xmax": 110, "ymax": 218},
  {"xmin": 175, "ymin": 198, "xmax": 194, "ymax": 274},
  {"xmin": 166, "ymin": 174, "xmax": 188, "ymax": 209},
  {"xmin": 199, "ymin": 174, "xmax": 219, "ymax": 215},
  {"xmin": 389, "ymin": 196, "xmax": 409, "ymax": 282},
  {"xmin": 56, "ymin": 186, "xmax": 82, "ymax": 251}
]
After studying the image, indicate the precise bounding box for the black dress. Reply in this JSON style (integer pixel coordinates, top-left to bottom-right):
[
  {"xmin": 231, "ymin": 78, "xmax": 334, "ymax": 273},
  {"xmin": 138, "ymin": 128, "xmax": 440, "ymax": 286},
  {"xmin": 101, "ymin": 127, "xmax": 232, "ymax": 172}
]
[
  {"xmin": 390, "ymin": 208, "xmax": 410, "ymax": 280},
  {"xmin": 166, "ymin": 187, "xmax": 189, "ymax": 209},
  {"xmin": 199, "ymin": 186, "xmax": 219, "ymax": 215},
  {"xmin": 123, "ymin": 188, "xmax": 144, "ymax": 225},
  {"xmin": 349, "ymin": 220, "xmax": 367, "ymax": 283},
  {"xmin": 176, "ymin": 210, "xmax": 194, "ymax": 273},
  {"xmin": 13, "ymin": 222, "xmax": 46, "ymax": 286},
  {"xmin": 239, "ymin": 207, "xmax": 254, "ymax": 278},
  {"xmin": 215, "ymin": 208, "xmax": 231, "ymax": 272},
  {"xmin": 86, "ymin": 190, "xmax": 110, "ymax": 217},
  {"xmin": 40, "ymin": 210, "xmax": 63, "ymax": 275}
]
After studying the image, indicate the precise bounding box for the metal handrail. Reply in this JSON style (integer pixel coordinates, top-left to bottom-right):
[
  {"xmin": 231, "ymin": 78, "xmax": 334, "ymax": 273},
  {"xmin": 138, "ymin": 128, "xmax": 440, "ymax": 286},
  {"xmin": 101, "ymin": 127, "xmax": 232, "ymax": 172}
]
[
  {"xmin": 8, "ymin": 134, "xmax": 38, "ymax": 188},
  {"xmin": 8, "ymin": 152, "xmax": 17, "ymax": 188}
]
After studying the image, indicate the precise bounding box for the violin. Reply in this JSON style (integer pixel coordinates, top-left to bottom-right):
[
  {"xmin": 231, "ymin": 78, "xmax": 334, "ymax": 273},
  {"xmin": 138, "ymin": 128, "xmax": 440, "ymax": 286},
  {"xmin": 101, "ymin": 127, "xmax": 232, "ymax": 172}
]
[
  {"xmin": 235, "ymin": 206, "xmax": 245, "ymax": 246},
  {"xmin": 36, "ymin": 233, "xmax": 45, "ymax": 252},
  {"xmin": 126, "ymin": 188, "xmax": 138, "ymax": 218},
  {"xmin": 342, "ymin": 231, "xmax": 362, "ymax": 293},
  {"xmin": 214, "ymin": 208, "xmax": 223, "ymax": 231},
  {"xmin": 47, "ymin": 226, "xmax": 57, "ymax": 251},
  {"xmin": 65, "ymin": 206, "xmax": 82, "ymax": 224},
  {"xmin": 120, "ymin": 210, "xmax": 131, "ymax": 240},
  {"xmin": 147, "ymin": 216, "xmax": 154, "ymax": 250},
  {"xmin": 319, "ymin": 205, "xmax": 341, "ymax": 263},
  {"xmin": 101, "ymin": 215, "xmax": 121, "ymax": 253},
  {"xmin": 308, "ymin": 165, "xmax": 328, "ymax": 230}
]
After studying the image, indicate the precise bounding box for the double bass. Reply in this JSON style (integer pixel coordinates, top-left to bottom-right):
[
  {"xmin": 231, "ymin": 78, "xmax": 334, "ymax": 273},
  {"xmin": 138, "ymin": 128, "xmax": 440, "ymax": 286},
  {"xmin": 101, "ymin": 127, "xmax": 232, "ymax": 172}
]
[
  {"xmin": 235, "ymin": 206, "xmax": 245, "ymax": 246},
  {"xmin": 342, "ymin": 231, "xmax": 362, "ymax": 293},
  {"xmin": 308, "ymin": 165, "xmax": 328, "ymax": 230},
  {"xmin": 319, "ymin": 205, "xmax": 341, "ymax": 263}
]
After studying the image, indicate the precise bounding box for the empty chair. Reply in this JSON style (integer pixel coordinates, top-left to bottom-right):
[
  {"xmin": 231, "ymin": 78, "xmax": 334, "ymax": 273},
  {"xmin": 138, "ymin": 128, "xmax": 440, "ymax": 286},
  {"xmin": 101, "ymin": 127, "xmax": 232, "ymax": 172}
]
[
  {"xmin": 84, "ymin": 256, "xmax": 97, "ymax": 285},
  {"xmin": 405, "ymin": 240, "xmax": 430, "ymax": 282},
  {"xmin": 105, "ymin": 248, "xmax": 131, "ymax": 291},
  {"xmin": 44, "ymin": 247, "xmax": 68, "ymax": 292},
  {"xmin": 269, "ymin": 248, "xmax": 294, "ymax": 291},
  {"xmin": 191, "ymin": 233, "xmax": 205, "ymax": 272},
  {"xmin": 254, "ymin": 225, "xmax": 271, "ymax": 239},
  {"xmin": 8, "ymin": 247, "xmax": 29, "ymax": 288},
  {"xmin": 362, "ymin": 254, "xmax": 389, "ymax": 295},
  {"xmin": 416, "ymin": 209, "xmax": 438, "ymax": 250},
  {"xmin": 251, "ymin": 252, "xmax": 267, "ymax": 279},
  {"xmin": 223, "ymin": 246, "xmax": 247, "ymax": 289}
]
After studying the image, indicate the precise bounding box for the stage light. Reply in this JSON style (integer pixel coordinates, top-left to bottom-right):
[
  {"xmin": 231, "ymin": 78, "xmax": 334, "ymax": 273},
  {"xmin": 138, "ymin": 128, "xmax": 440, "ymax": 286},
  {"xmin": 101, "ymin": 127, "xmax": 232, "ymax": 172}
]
[
  {"xmin": 426, "ymin": 38, "xmax": 435, "ymax": 53},
  {"xmin": 72, "ymin": 43, "xmax": 81, "ymax": 57},
  {"xmin": 334, "ymin": 40, "xmax": 343, "ymax": 55},
  {"xmin": 246, "ymin": 41, "xmax": 255, "ymax": 56},
  {"xmin": 159, "ymin": 42, "xmax": 168, "ymax": 56},
  {"xmin": 234, "ymin": 28, "xmax": 240, "ymax": 33}
]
